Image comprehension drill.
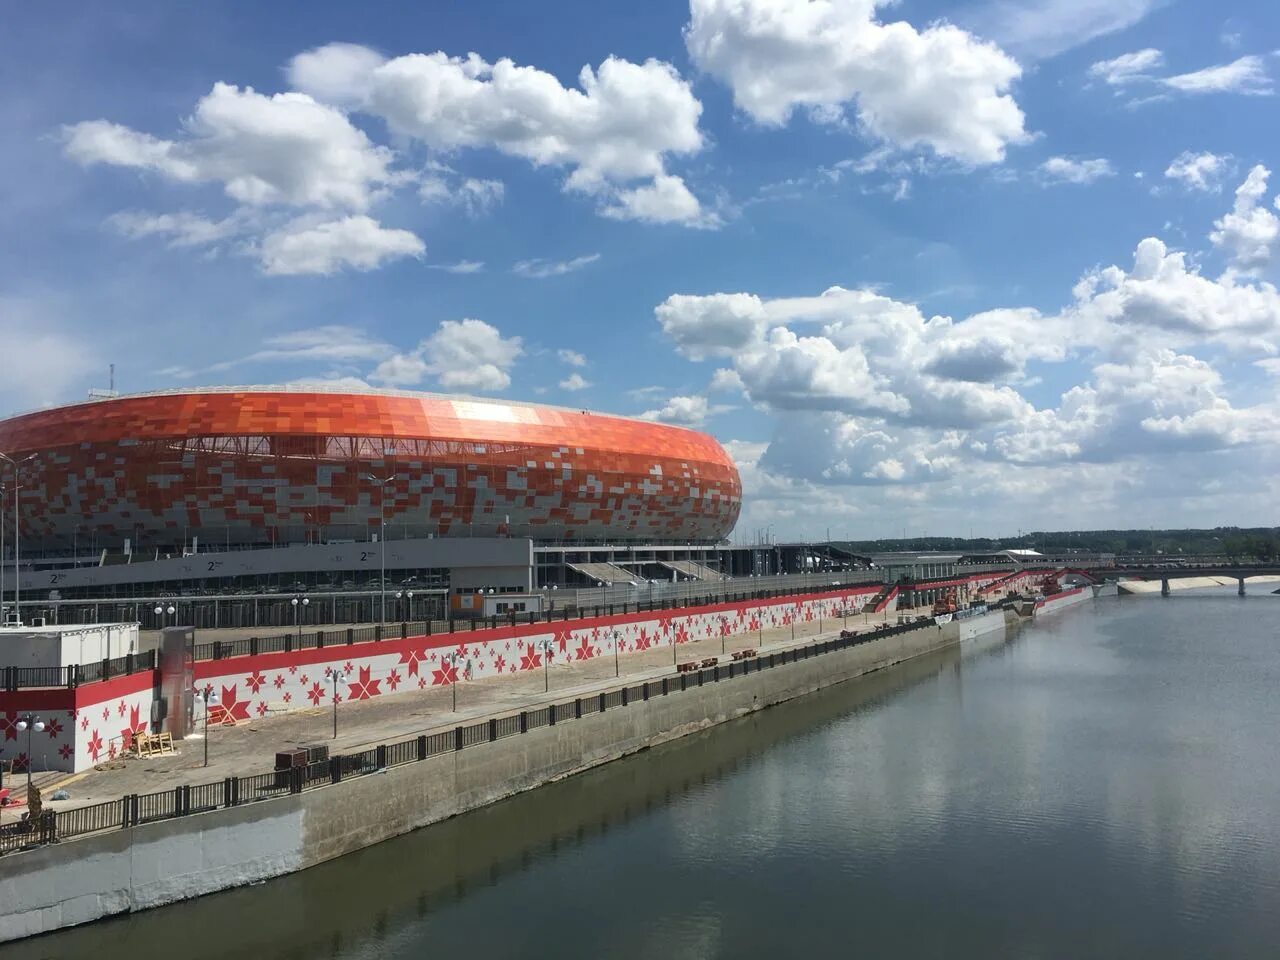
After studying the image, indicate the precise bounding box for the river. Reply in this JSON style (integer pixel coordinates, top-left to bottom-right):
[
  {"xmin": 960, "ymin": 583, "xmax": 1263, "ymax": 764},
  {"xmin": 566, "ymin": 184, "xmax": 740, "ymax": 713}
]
[{"xmin": 15, "ymin": 589, "xmax": 1280, "ymax": 959}]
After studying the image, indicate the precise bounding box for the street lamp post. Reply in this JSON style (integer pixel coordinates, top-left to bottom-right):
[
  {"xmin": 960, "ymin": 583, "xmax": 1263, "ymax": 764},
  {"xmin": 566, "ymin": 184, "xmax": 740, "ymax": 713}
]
[
  {"xmin": 291, "ymin": 595, "xmax": 309, "ymax": 642},
  {"xmin": 194, "ymin": 688, "xmax": 220, "ymax": 767},
  {"xmin": 612, "ymin": 630, "xmax": 620, "ymax": 677},
  {"xmin": 445, "ymin": 652, "xmax": 468, "ymax": 711},
  {"xmin": 325, "ymin": 667, "xmax": 347, "ymax": 739},
  {"xmin": 362, "ymin": 473, "xmax": 395, "ymax": 625},
  {"xmin": 396, "ymin": 590, "xmax": 414, "ymax": 623},
  {"xmin": 0, "ymin": 480, "xmax": 5, "ymax": 623},
  {"xmin": 0, "ymin": 452, "xmax": 37, "ymax": 626},
  {"xmin": 153, "ymin": 604, "xmax": 176, "ymax": 628},
  {"xmin": 541, "ymin": 639, "xmax": 553, "ymax": 692},
  {"xmin": 14, "ymin": 715, "xmax": 45, "ymax": 788}
]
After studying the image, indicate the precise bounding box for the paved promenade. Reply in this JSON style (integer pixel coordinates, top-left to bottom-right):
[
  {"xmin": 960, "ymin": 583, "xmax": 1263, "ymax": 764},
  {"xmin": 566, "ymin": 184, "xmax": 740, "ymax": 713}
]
[{"xmin": 4, "ymin": 608, "xmax": 915, "ymax": 822}]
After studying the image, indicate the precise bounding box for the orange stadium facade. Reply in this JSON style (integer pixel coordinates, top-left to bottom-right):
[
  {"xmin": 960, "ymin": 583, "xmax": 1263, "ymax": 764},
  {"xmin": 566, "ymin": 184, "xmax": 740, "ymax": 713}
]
[{"xmin": 0, "ymin": 387, "xmax": 743, "ymax": 553}]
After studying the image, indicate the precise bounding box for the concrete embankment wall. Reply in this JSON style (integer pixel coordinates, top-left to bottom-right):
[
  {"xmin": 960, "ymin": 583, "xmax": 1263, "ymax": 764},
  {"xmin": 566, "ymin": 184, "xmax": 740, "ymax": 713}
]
[
  {"xmin": 957, "ymin": 609, "xmax": 1008, "ymax": 644},
  {"xmin": 0, "ymin": 797, "xmax": 307, "ymax": 942},
  {"xmin": 1034, "ymin": 587, "xmax": 1092, "ymax": 616},
  {"xmin": 301, "ymin": 620, "xmax": 963, "ymax": 867},
  {"xmin": 0, "ymin": 619, "xmax": 961, "ymax": 943}
]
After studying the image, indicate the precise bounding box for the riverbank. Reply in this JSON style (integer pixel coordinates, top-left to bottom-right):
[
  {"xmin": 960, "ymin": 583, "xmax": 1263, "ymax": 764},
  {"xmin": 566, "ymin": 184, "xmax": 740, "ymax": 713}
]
[
  {"xmin": 2, "ymin": 640, "xmax": 972, "ymax": 960},
  {"xmin": 1, "ymin": 607, "xmax": 1012, "ymax": 943}
]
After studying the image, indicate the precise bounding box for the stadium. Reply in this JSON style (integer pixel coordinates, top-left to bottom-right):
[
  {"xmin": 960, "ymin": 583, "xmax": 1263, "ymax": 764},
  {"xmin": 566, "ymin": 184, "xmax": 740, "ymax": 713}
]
[
  {"xmin": 0, "ymin": 387, "xmax": 766, "ymax": 626},
  {"xmin": 0, "ymin": 386, "xmax": 742, "ymax": 549}
]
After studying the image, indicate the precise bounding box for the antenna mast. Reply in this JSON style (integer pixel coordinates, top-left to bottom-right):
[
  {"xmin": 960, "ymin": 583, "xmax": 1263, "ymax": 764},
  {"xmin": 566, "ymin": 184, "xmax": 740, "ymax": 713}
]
[{"xmin": 88, "ymin": 364, "xmax": 120, "ymax": 401}]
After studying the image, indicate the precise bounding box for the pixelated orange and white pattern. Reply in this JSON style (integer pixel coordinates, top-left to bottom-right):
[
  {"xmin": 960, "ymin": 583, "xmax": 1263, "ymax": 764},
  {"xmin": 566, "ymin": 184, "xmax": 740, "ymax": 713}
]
[{"xmin": 0, "ymin": 391, "xmax": 742, "ymax": 547}]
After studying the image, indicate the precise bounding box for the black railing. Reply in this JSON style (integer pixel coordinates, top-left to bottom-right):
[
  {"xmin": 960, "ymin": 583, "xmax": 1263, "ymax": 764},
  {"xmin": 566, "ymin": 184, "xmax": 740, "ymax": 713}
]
[
  {"xmin": 2, "ymin": 615, "xmax": 945, "ymax": 856},
  {"xmin": 186, "ymin": 580, "xmax": 885, "ymax": 664},
  {"xmin": 3, "ymin": 651, "xmax": 157, "ymax": 691}
]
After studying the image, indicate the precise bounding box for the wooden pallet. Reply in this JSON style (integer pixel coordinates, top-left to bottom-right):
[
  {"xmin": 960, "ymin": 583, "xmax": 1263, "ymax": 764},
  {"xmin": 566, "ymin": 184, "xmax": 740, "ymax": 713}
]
[{"xmin": 133, "ymin": 731, "xmax": 175, "ymax": 758}]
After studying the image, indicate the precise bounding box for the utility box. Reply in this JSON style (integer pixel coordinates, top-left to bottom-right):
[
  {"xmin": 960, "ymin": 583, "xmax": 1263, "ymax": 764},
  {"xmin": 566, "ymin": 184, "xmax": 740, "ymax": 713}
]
[
  {"xmin": 158, "ymin": 626, "xmax": 195, "ymax": 740},
  {"xmin": 275, "ymin": 749, "xmax": 309, "ymax": 770}
]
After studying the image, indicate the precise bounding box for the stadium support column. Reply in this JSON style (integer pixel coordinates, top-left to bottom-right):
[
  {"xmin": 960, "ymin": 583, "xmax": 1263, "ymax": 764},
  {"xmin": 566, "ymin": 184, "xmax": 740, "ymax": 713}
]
[
  {"xmin": 0, "ymin": 451, "xmax": 37, "ymax": 626},
  {"xmin": 363, "ymin": 472, "xmax": 396, "ymax": 624}
]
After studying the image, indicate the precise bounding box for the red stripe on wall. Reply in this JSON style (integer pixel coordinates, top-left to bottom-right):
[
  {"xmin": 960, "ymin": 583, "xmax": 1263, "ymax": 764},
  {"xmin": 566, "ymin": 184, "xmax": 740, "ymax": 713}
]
[{"xmin": 193, "ymin": 587, "xmax": 879, "ymax": 681}]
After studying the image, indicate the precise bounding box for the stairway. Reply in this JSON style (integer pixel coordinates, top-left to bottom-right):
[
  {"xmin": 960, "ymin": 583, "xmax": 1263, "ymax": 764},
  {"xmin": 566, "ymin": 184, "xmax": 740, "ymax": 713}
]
[{"xmin": 862, "ymin": 583, "xmax": 899, "ymax": 614}]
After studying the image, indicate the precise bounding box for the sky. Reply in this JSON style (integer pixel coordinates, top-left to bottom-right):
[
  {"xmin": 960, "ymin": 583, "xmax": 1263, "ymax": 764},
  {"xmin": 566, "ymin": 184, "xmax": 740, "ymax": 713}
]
[{"xmin": 2, "ymin": 0, "xmax": 1279, "ymax": 542}]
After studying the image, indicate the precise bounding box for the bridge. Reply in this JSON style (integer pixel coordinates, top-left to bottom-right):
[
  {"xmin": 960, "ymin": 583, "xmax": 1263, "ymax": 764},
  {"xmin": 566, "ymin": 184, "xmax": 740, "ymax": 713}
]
[{"xmin": 1105, "ymin": 566, "xmax": 1280, "ymax": 597}]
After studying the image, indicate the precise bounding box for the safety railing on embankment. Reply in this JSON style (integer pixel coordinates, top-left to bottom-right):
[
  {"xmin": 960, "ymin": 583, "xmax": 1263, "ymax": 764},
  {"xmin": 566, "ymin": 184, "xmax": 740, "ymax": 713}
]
[{"xmin": 0, "ymin": 615, "xmax": 945, "ymax": 858}]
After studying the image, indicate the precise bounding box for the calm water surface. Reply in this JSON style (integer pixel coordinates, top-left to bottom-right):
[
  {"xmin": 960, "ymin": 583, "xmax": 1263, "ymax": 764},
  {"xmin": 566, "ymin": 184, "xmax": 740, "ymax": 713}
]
[{"xmin": 19, "ymin": 591, "xmax": 1280, "ymax": 959}]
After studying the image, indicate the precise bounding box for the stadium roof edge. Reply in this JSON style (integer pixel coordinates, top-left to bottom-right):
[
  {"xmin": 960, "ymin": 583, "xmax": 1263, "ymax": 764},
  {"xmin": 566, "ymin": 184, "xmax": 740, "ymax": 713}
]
[{"xmin": 0, "ymin": 384, "xmax": 708, "ymax": 434}]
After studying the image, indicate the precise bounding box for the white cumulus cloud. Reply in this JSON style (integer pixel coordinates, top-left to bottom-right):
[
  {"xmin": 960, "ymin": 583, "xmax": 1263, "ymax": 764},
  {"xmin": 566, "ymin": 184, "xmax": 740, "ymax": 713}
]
[
  {"xmin": 1164, "ymin": 151, "xmax": 1231, "ymax": 192},
  {"xmin": 638, "ymin": 394, "xmax": 712, "ymax": 426},
  {"xmin": 287, "ymin": 44, "xmax": 709, "ymax": 225},
  {"xmin": 64, "ymin": 83, "xmax": 400, "ymax": 210},
  {"xmin": 1039, "ymin": 156, "xmax": 1115, "ymax": 184},
  {"xmin": 684, "ymin": 0, "xmax": 1029, "ymax": 165},
  {"xmin": 601, "ymin": 174, "xmax": 714, "ymax": 226},
  {"xmin": 371, "ymin": 319, "xmax": 523, "ymax": 391},
  {"xmin": 1071, "ymin": 235, "xmax": 1280, "ymax": 352},
  {"xmin": 1209, "ymin": 165, "xmax": 1279, "ymax": 272},
  {"xmin": 559, "ymin": 373, "xmax": 591, "ymax": 391},
  {"xmin": 657, "ymin": 292, "xmax": 769, "ymax": 361},
  {"xmin": 259, "ymin": 216, "xmax": 424, "ymax": 276}
]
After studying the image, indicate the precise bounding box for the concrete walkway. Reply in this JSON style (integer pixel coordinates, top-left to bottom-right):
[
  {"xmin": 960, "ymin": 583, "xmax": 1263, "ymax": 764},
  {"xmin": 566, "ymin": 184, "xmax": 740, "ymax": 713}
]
[{"xmin": 6, "ymin": 608, "xmax": 921, "ymax": 821}]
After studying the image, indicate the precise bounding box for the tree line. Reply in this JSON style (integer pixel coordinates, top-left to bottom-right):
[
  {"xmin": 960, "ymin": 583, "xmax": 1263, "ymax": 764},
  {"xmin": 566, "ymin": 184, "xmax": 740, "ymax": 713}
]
[{"xmin": 836, "ymin": 527, "xmax": 1280, "ymax": 561}]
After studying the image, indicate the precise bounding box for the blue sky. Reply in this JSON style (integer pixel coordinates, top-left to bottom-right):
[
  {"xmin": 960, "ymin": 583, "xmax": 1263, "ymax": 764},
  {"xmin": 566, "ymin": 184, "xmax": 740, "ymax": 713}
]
[{"xmin": 2, "ymin": 0, "xmax": 1279, "ymax": 540}]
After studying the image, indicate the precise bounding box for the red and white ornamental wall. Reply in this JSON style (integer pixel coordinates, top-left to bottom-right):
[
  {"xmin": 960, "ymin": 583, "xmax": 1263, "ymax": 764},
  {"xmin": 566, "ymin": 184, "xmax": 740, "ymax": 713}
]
[
  {"xmin": 0, "ymin": 571, "xmax": 1041, "ymax": 775},
  {"xmin": 2, "ymin": 587, "xmax": 877, "ymax": 774},
  {"xmin": 189, "ymin": 587, "xmax": 880, "ymax": 727},
  {"xmin": 1, "ymin": 671, "xmax": 154, "ymax": 776}
]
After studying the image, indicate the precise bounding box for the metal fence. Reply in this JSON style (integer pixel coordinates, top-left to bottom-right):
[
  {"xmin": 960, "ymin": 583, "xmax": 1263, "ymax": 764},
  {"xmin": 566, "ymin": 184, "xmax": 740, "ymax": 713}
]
[
  {"xmin": 0, "ymin": 614, "xmax": 948, "ymax": 857},
  {"xmin": 551, "ymin": 570, "xmax": 883, "ymax": 610},
  {"xmin": 2, "ymin": 650, "xmax": 158, "ymax": 691},
  {"xmin": 189, "ymin": 577, "xmax": 892, "ymax": 664}
]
